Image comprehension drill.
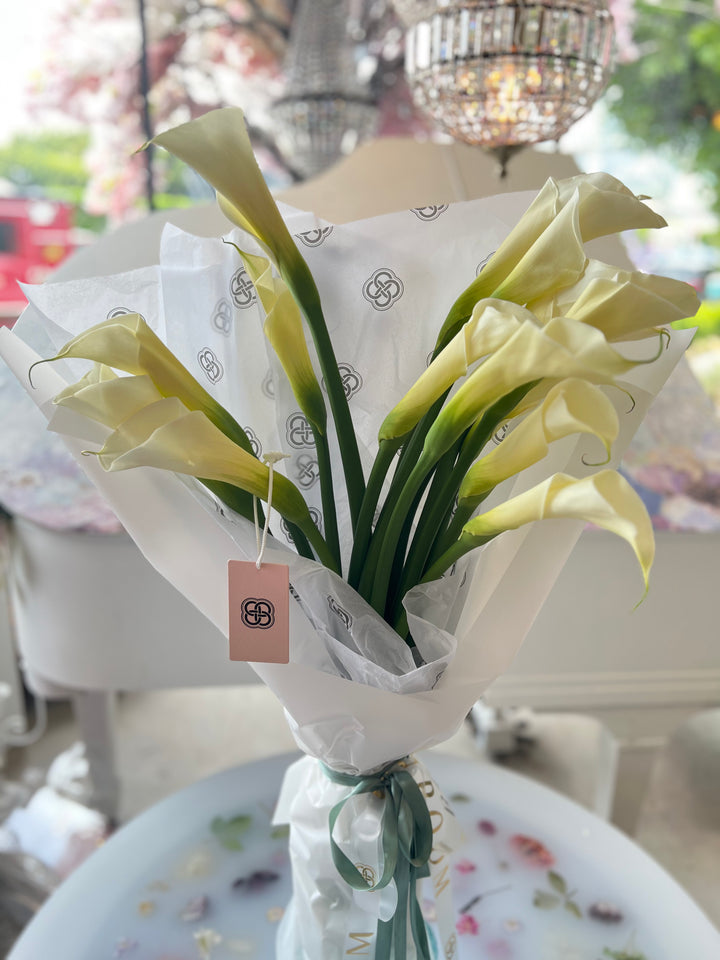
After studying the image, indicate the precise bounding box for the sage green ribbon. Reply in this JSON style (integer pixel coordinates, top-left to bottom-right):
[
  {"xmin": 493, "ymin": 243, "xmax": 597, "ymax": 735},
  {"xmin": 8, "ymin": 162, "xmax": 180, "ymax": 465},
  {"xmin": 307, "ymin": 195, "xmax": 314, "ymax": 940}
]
[{"xmin": 322, "ymin": 759, "xmax": 433, "ymax": 960}]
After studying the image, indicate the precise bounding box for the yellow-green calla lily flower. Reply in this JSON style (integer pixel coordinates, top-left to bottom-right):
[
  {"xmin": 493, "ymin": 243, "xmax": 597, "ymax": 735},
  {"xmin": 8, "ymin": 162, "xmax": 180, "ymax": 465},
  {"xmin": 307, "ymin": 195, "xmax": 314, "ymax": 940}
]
[
  {"xmin": 53, "ymin": 364, "xmax": 164, "ymax": 428},
  {"xmin": 437, "ymin": 173, "xmax": 668, "ymax": 349},
  {"xmin": 39, "ymin": 313, "xmax": 250, "ymax": 452},
  {"xmin": 233, "ymin": 247, "xmax": 326, "ymax": 434},
  {"xmin": 458, "ymin": 379, "xmax": 619, "ymax": 501},
  {"xmin": 379, "ymin": 299, "xmax": 534, "ymax": 442},
  {"xmin": 151, "ymin": 107, "xmax": 364, "ymax": 529},
  {"xmin": 90, "ymin": 396, "xmax": 313, "ymax": 530},
  {"xmin": 421, "ymin": 316, "xmax": 640, "ymax": 466},
  {"xmin": 426, "ymin": 470, "xmax": 654, "ymax": 593},
  {"xmin": 152, "ymin": 109, "xmax": 304, "ymax": 287},
  {"xmin": 530, "ymin": 259, "xmax": 700, "ymax": 341}
]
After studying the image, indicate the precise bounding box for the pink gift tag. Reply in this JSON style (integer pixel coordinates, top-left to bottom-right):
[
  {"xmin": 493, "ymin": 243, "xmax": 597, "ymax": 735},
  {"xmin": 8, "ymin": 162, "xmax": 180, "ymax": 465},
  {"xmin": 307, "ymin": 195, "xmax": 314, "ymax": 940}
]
[{"xmin": 228, "ymin": 561, "xmax": 289, "ymax": 664}]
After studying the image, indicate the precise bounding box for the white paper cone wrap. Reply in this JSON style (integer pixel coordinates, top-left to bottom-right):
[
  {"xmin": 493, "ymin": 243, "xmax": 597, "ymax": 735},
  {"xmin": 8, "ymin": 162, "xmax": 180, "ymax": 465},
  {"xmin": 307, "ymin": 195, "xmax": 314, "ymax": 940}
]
[{"xmin": 0, "ymin": 189, "xmax": 693, "ymax": 960}]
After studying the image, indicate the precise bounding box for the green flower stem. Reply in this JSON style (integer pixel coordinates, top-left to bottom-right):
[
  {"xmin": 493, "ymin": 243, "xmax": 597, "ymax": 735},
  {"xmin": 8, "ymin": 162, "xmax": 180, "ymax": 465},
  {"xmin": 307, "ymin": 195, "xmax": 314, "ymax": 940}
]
[
  {"xmin": 289, "ymin": 275, "xmax": 366, "ymax": 529},
  {"xmin": 284, "ymin": 521, "xmax": 314, "ymax": 561},
  {"xmin": 200, "ymin": 478, "xmax": 257, "ymax": 524},
  {"xmin": 313, "ymin": 428, "xmax": 341, "ymax": 571},
  {"xmin": 421, "ymin": 532, "xmax": 493, "ymax": 585},
  {"xmin": 383, "ymin": 477, "xmax": 434, "ymax": 622},
  {"xmin": 427, "ymin": 500, "xmax": 478, "ymax": 568},
  {"xmin": 386, "ymin": 444, "xmax": 460, "ymax": 621},
  {"xmin": 348, "ymin": 438, "xmax": 401, "ymax": 589},
  {"xmin": 388, "ymin": 381, "xmax": 542, "ymax": 621},
  {"xmin": 299, "ymin": 514, "xmax": 341, "ymax": 574},
  {"xmin": 368, "ymin": 456, "xmax": 434, "ymax": 616}
]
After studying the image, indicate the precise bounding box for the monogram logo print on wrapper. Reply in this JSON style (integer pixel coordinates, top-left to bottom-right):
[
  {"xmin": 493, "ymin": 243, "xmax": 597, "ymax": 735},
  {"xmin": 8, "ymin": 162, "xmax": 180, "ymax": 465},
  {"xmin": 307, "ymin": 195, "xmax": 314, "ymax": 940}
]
[
  {"xmin": 240, "ymin": 597, "xmax": 275, "ymax": 629},
  {"xmin": 197, "ymin": 347, "xmax": 224, "ymax": 384},
  {"xmin": 295, "ymin": 225, "xmax": 334, "ymax": 247},
  {"xmin": 230, "ymin": 267, "xmax": 257, "ymax": 309},
  {"xmin": 322, "ymin": 362, "xmax": 363, "ymax": 400},
  {"xmin": 476, "ymin": 251, "xmax": 495, "ymax": 276},
  {"xmin": 261, "ymin": 370, "xmax": 274, "ymax": 398},
  {"xmin": 294, "ymin": 454, "xmax": 319, "ymax": 489},
  {"xmin": 286, "ymin": 412, "xmax": 314, "ymax": 449},
  {"xmin": 107, "ymin": 306, "xmax": 146, "ymax": 322},
  {"xmin": 444, "ymin": 932, "xmax": 458, "ymax": 959},
  {"xmin": 281, "ymin": 507, "xmax": 322, "ymax": 543},
  {"xmin": 244, "ymin": 426, "xmax": 262, "ymax": 458},
  {"xmin": 411, "ymin": 204, "xmax": 449, "ymax": 222},
  {"xmin": 327, "ymin": 595, "xmax": 353, "ymax": 630},
  {"xmin": 211, "ymin": 298, "xmax": 233, "ymax": 336},
  {"xmin": 493, "ymin": 423, "xmax": 508, "ymax": 445},
  {"xmin": 362, "ymin": 268, "xmax": 404, "ymax": 312},
  {"xmin": 355, "ymin": 863, "xmax": 377, "ymax": 888}
]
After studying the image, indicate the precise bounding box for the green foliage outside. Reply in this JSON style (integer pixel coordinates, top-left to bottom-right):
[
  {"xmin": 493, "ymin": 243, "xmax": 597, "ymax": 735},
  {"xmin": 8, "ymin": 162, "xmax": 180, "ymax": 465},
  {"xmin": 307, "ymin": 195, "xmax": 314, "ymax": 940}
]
[
  {"xmin": 0, "ymin": 131, "xmax": 209, "ymax": 233},
  {"xmin": 674, "ymin": 299, "xmax": 720, "ymax": 338},
  {"xmin": 609, "ymin": 0, "xmax": 720, "ymax": 230},
  {"xmin": 0, "ymin": 131, "xmax": 105, "ymax": 232}
]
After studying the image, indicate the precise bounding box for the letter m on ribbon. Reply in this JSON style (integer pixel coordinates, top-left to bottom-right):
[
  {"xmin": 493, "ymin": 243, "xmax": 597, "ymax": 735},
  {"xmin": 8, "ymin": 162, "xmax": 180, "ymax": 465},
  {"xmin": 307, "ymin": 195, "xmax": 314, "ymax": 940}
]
[{"xmin": 346, "ymin": 932, "xmax": 374, "ymax": 954}]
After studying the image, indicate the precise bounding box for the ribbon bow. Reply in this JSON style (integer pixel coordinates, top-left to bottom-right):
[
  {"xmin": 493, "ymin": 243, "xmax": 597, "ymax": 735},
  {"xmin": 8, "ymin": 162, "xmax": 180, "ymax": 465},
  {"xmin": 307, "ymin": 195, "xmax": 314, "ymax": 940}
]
[{"xmin": 323, "ymin": 759, "xmax": 433, "ymax": 960}]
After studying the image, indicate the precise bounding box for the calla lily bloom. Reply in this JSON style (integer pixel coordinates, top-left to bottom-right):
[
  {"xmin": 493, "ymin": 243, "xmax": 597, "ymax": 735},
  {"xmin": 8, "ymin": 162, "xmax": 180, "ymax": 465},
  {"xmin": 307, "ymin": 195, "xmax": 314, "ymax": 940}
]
[
  {"xmin": 152, "ymin": 109, "xmax": 304, "ymax": 290},
  {"xmin": 420, "ymin": 316, "xmax": 639, "ymax": 465},
  {"xmin": 437, "ymin": 173, "xmax": 668, "ymax": 349},
  {"xmin": 38, "ymin": 313, "xmax": 251, "ymax": 453},
  {"xmin": 425, "ymin": 470, "xmax": 654, "ymax": 592},
  {"xmin": 53, "ymin": 364, "xmax": 164, "ymax": 428},
  {"xmin": 152, "ymin": 106, "xmax": 365, "ymax": 527},
  {"xmin": 458, "ymin": 379, "xmax": 619, "ymax": 502},
  {"xmin": 236, "ymin": 248, "xmax": 326, "ymax": 435},
  {"xmin": 87, "ymin": 396, "xmax": 335, "ymax": 568},
  {"xmin": 379, "ymin": 299, "xmax": 534, "ymax": 442},
  {"xmin": 530, "ymin": 260, "xmax": 700, "ymax": 341}
]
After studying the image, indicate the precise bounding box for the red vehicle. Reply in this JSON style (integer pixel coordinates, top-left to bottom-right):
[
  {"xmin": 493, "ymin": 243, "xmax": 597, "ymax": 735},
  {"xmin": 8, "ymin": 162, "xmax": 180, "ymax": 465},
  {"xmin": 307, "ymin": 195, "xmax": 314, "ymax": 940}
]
[{"xmin": 0, "ymin": 198, "xmax": 75, "ymax": 325}]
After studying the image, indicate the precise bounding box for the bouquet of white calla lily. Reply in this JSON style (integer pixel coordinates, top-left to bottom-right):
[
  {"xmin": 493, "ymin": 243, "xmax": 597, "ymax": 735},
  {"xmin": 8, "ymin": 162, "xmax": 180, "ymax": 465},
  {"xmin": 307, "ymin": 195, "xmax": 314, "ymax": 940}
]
[{"xmin": 0, "ymin": 119, "xmax": 700, "ymax": 960}]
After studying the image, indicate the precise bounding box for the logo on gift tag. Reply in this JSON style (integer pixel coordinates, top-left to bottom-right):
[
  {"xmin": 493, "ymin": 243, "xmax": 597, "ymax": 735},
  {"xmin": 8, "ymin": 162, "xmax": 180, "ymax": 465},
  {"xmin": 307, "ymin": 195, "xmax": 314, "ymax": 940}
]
[
  {"xmin": 228, "ymin": 561, "xmax": 289, "ymax": 663},
  {"xmin": 240, "ymin": 597, "xmax": 275, "ymax": 629}
]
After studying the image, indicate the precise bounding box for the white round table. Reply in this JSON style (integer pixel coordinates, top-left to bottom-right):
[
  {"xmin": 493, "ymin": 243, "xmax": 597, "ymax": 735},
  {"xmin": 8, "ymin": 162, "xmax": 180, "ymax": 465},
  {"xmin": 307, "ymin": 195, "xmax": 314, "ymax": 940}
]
[{"xmin": 9, "ymin": 752, "xmax": 720, "ymax": 959}]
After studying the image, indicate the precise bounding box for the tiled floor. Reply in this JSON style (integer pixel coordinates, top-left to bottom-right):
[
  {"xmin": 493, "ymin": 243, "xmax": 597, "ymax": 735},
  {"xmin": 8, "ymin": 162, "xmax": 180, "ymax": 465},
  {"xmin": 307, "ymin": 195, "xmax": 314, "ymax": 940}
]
[{"xmin": 3, "ymin": 689, "xmax": 720, "ymax": 932}]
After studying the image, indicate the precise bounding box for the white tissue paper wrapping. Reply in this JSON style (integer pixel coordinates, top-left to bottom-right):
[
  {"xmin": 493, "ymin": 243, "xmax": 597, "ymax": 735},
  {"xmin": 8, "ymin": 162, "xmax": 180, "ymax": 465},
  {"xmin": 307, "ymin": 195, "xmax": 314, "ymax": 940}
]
[{"xmin": 0, "ymin": 192, "xmax": 692, "ymax": 959}]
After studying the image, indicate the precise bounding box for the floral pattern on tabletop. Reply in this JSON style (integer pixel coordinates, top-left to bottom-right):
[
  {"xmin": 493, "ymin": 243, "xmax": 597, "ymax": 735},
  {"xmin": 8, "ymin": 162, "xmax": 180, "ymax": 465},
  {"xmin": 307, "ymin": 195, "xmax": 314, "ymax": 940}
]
[{"xmin": 89, "ymin": 786, "xmax": 659, "ymax": 960}]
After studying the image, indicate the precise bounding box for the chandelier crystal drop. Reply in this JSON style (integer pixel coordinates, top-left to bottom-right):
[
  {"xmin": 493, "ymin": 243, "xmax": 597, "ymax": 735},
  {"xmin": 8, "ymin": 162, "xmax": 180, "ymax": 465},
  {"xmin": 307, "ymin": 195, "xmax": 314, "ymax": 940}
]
[
  {"xmin": 399, "ymin": 0, "xmax": 615, "ymax": 152},
  {"xmin": 272, "ymin": 0, "xmax": 379, "ymax": 179}
]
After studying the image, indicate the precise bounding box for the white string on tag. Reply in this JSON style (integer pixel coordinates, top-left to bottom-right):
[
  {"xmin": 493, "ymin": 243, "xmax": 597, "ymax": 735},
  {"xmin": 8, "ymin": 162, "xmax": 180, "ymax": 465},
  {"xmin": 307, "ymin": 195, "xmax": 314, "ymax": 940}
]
[{"xmin": 254, "ymin": 452, "xmax": 290, "ymax": 569}]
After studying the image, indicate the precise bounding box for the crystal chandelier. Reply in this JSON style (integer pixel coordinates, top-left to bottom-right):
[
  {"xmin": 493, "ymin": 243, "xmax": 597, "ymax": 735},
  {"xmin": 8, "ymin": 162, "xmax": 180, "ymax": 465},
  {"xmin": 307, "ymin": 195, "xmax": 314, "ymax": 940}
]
[
  {"xmin": 272, "ymin": 0, "xmax": 380, "ymax": 179},
  {"xmin": 396, "ymin": 0, "xmax": 615, "ymax": 171}
]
